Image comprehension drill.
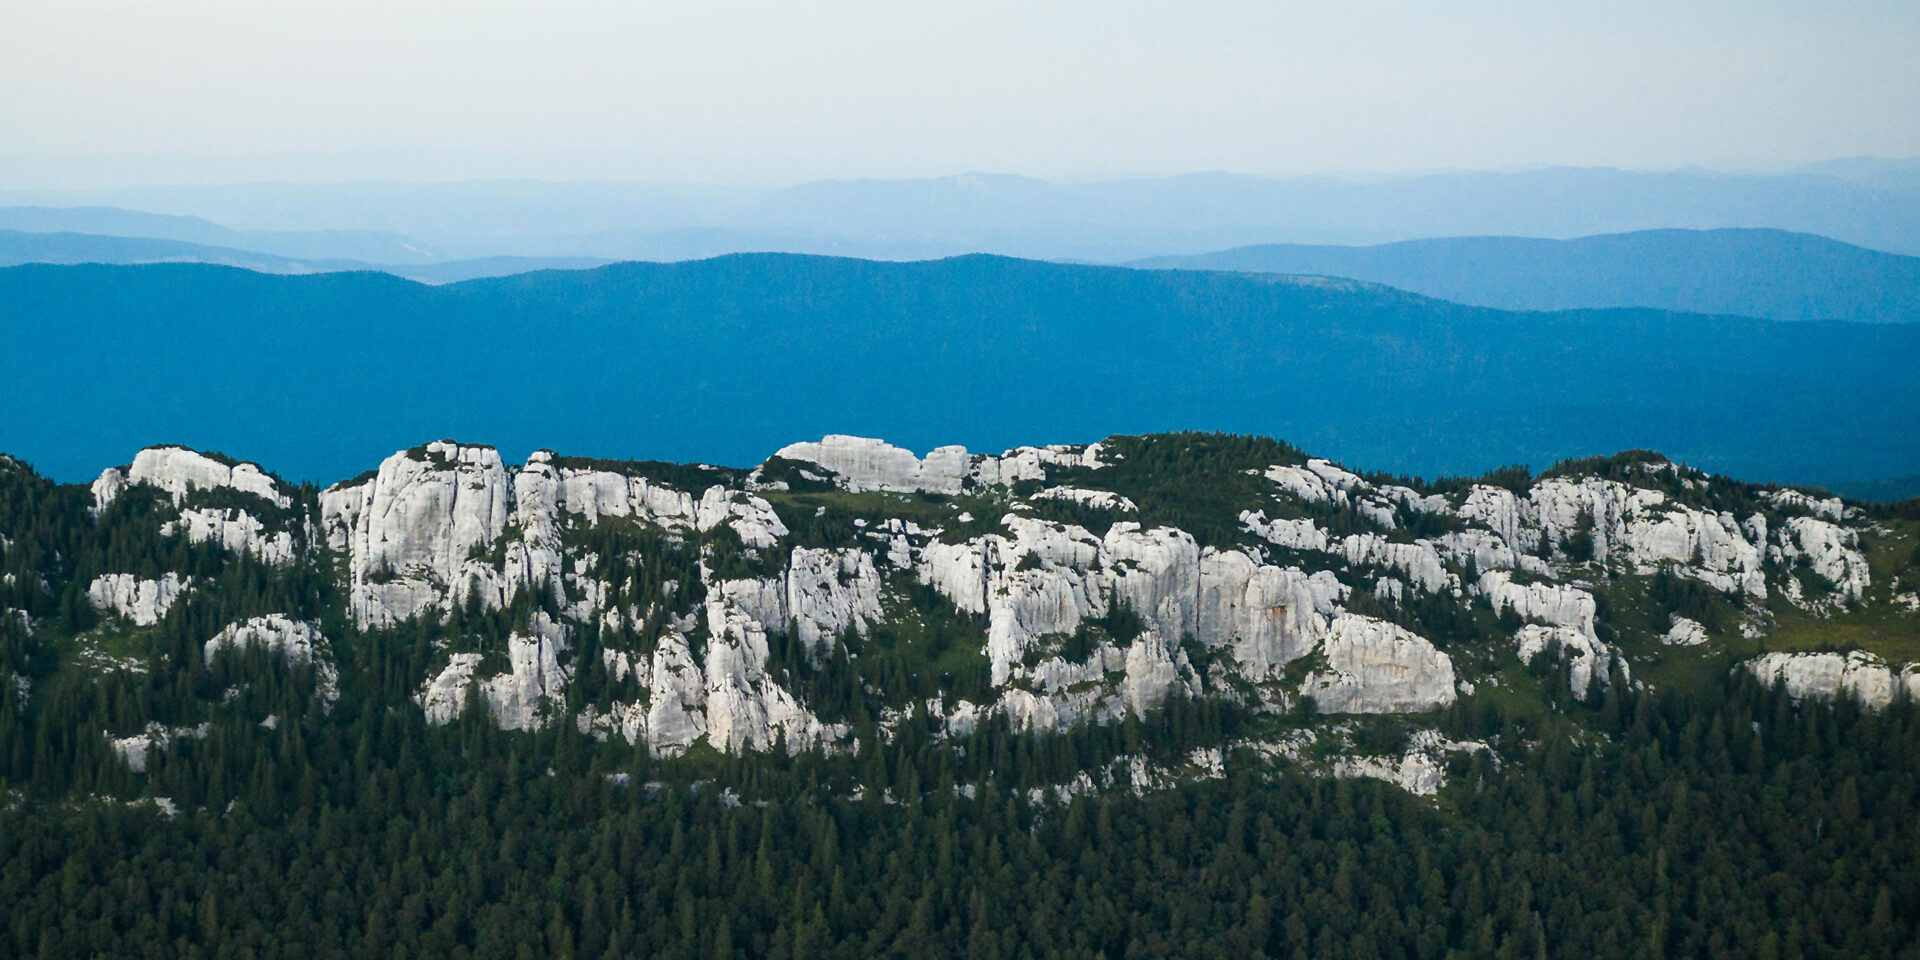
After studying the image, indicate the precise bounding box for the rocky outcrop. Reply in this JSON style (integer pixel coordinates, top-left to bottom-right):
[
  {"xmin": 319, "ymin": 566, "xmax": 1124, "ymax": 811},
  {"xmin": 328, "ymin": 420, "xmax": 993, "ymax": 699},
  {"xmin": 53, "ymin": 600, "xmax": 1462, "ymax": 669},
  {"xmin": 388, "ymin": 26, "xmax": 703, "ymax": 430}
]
[
  {"xmin": 55, "ymin": 431, "xmax": 1908, "ymax": 782},
  {"xmin": 323, "ymin": 441, "xmax": 515, "ymax": 628},
  {"xmin": 323, "ymin": 443, "xmax": 793, "ymax": 629},
  {"xmin": 774, "ymin": 435, "xmax": 1107, "ymax": 495},
  {"xmin": 1305, "ymin": 615, "xmax": 1457, "ymax": 713},
  {"xmin": 1476, "ymin": 570, "xmax": 1623, "ymax": 692},
  {"xmin": 1746, "ymin": 652, "xmax": 1920, "ymax": 709},
  {"xmin": 698, "ymin": 599, "xmax": 846, "ymax": 753},
  {"xmin": 1328, "ymin": 731, "xmax": 1486, "ymax": 797},
  {"xmin": 93, "ymin": 446, "xmax": 290, "ymax": 514},
  {"xmin": 1195, "ymin": 550, "xmax": 1345, "ymax": 679},
  {"xmin": 1663, "ymin": 615, "xmax": 1708, "ymax": 646},
  {"xmin": 1031, "ymin": 487, "xmax": 1137, "ymax": 512},
  {"xmin": 775, "ymin": 435, "xmax": 972, "ymax": 494},
  {"xmin": 162, "ymin": 508, "xmax": 296, "ymax": 566},
  {"xmin": 106, "ymin": 721, "xmax": 207, "ymax": 773},
  {"xmin": 1455, "ymin": 476, "xmax": 1767, "ymax": 598},
  {"xmin": 782, "ymin": 547, "xmax": 885, "ymax": 651},
  {"xmin": 419, "ymin": 612, "xmax": 572, "ymax": 731},
  {"xmin": 205, "ymin": 616, "xmax": 338, "ymax": 704},
  {"xmin": 1771, "ymin": 517, "xmax": 1871, "ymax": 606},
  {"xmin": 1765, "ymin": 489, "xmax": 1847, "ymax": 522},
  {"xmin": 1623, "ymin": 506, "xmax": 1767, "ymax": 598},
  {"xmin": 87, "ymin": 573, "xmax": 189, "ymax": 626}
]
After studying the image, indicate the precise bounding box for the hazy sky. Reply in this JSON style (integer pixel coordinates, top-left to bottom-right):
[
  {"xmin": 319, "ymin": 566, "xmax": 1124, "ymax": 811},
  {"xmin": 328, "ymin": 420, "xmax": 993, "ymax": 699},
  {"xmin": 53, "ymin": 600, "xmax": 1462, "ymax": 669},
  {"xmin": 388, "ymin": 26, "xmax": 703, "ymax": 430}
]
[{"xmin": 3, "ymin": 0, "xmax": 1917, "ymax": 186}]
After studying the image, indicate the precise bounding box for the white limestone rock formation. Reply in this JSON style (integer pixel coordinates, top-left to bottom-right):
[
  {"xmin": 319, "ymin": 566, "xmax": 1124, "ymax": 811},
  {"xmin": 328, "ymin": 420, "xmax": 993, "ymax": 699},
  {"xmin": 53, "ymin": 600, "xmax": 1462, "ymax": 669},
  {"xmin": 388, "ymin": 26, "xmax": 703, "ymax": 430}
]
[
  {"xmin": 106, "ymin": 721, "xmax": 208, "ymax": 773},
  {"xmin": 1265, "ymin": 460, "xmax": 1361, "ymax": 505},
  {"xmin": 1240, "ymin": 511, "xmax": 1331, "ymax": 553},
  {"xmin": 774, "ymin": 435, "xmax": 971, "ymax": 494},
  {"xmin": 643, "ymin": 631, "xmax": 710, "ymax": 752},
  {"xmin": 1329, "ymin": 731, "xmax": 1486, "ymax": 798},
  {"xmin": 1663, "ymin": 615, "xmax": 1709, "ymax": 646},
  {"xmin": 482, "ymin": 614, "xmax": 575, "ymax": 731},
  {"xmin": 93, "ymin": 446, "xmax": 291, "ymax": 514},
  {"xmin": 87, "ymin": 573, "xmax": 189, "ymax": 626},
  {"xmin": 775, "ymin": 435, "xmax": 1108, "ymax": 495},
  {"xmin": 782, "ymin": 547, "xmax": 885, "ymax": 651},
  {"xmin": 1479, "ymin": 571, "xmax": 1596, "ymax": 635},
  {"xmin": 1746, "ymin": 652, "xmax": 1920, "ymax": 709},
  {"xmin": 1454, "ymin": 475, "xmax": 1768, "ymax": 598},
  {"xmin": 1002, "ymin": 627, "xmax": 1197, "ymax": 733},
  {"xmin": 61, "ymin": 431, "xmax": 1907, "ymax": 767},
  {"xmin": 419, "ymin": 653, "xmax": 485, "ymax": 725},
  {"xmin": 89, "ymin": 470, "xmax": 126, "ymax": 516},
  {"xmin": 1338, "ymin": 534, "xmax": 1453, "ymax": 594},
  {"xmin": 162, "ymin": 508, "xmax": 296, "ymax": 566},
  {"xmin": 1478, "ymin": 570, "xmax": 1623, "ymax": 692},
  {"xmin": 580, "ymin": 603, "xmax": 847, "ymax": 757},
  {"xmin": 418, "ymin": 612, "xmax": 573, "ymax": 731},
  {"xmin": 1623, "ymin": 506, "xmax": 1767, "ymax": 598},
  {"xmin": 1335, "ymin": 750, "xmax": 1446, "ymax": 796},
  {"xmin": 323, "ymin": 441, "xmax": 514, "ymax": 628},
  {"xmin": 1031, "ymin": 487, "xmax": 1137, "ymax": 512},
  {"xmin": 1103, "ymin": 522, "xmax": 1201, "ymax": 641},
  {"xmin": 1765, "ymin": 489, "xmax": 1847, "ymax": 522},
  {"xmin": 970, "ymin": 443, "xmax": 1106, "ymax": 488},
  {"xmin": 1195, "ymin": 550, "xmax": 1346, "ymax": 679},
  {"xmin": 1304, "ymin": 615, "xmax": 1457, "ymax": 714},
  {"xmin": 108, "ymin": 723, "xmax": 171, "ymax": 773},
  {"xmin": 693, "ymin": 486, "xmax": 790, "ymax": 549},
  {"xmin": 698, "ymin": 598, "xmax": 846, "ymax": 753},
  {"xmin": 1771, "ymin": 517, "xmax": 1871, "ymax": 606},
  {"xmin": 204, "ymin": 615, "xmax": 338, "ymax": 704},
  {"xmin": 546, "ymin": 458, "xmax": 703, "ymax": 527}
]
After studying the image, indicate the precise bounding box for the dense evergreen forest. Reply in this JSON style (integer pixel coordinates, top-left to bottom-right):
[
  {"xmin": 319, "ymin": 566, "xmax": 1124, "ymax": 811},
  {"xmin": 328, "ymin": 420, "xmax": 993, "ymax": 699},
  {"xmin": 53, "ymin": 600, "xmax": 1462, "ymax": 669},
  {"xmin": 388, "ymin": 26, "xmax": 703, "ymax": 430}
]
[{"xmin": 3, "ymin": 666, "xmax": 1916, "ymax": 959}]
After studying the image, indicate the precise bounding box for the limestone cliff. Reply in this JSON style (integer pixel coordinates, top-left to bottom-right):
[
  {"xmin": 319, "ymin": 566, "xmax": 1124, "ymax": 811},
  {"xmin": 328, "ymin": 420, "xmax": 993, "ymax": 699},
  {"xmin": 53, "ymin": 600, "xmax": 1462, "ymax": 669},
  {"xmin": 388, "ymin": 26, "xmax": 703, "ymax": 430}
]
[{"xmin": 45, "ymin": 434, "xmax": 1918, "ymax": 789}]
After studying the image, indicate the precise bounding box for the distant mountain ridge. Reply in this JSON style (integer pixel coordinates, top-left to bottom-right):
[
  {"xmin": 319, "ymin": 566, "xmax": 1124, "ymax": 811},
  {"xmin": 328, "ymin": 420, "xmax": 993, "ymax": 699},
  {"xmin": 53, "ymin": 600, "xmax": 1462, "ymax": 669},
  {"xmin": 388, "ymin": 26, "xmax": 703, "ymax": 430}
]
[
  {"xmin": 0, "ymin": 229, "xmax": 611, "ymax": 283},
  {"xmin": 10, "ymin": 162, "xmax": 1920, "ymax": 260},
  {"xmin": 0, "ymin": 205, "xmax": 435, "ymax": 263},
  {"xmin": 1131, "ymin": 229, "xmax": 1920, "ymax": 323},
  {"xmin": 3, "ymin": 255, "xmax": 1915, "ymax": 489}
]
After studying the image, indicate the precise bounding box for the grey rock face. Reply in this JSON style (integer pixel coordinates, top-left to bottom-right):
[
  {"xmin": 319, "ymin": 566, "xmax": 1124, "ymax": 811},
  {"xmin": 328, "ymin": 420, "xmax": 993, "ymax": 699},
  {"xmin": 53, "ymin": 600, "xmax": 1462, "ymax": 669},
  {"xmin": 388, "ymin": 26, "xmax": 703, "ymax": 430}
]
[
  {"xmin": 1747, "ymin": 651, "xmax": 1920, "ymax": 709},
  {"xmin": 205, "ymin": 615, "xmax": 338, "ymax": 705},
  {"xmin": 70, "ymin": 433, "xmax": 1905, "ymax": 783},
  {"xmin": 87, "ymin": 573, "xmax": 189, "ymax": 626}
]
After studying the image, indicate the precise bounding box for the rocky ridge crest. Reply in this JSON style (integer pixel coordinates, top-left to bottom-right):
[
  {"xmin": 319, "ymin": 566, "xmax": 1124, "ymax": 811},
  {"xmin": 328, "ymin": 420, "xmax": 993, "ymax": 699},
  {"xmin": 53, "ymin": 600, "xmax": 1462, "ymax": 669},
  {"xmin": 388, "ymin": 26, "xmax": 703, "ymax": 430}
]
[{"xmin": 19, "ymin": 434, "xmax": 1918, "ymax": 795}]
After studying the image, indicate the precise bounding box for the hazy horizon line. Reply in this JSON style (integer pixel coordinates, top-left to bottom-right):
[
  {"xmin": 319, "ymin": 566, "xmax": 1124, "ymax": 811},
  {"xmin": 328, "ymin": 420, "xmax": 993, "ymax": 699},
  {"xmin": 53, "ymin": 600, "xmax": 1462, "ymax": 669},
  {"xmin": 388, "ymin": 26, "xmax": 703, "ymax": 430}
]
[{"xmin": 4, "ymin": 154, "xmax": 1916, "ymax": 194}]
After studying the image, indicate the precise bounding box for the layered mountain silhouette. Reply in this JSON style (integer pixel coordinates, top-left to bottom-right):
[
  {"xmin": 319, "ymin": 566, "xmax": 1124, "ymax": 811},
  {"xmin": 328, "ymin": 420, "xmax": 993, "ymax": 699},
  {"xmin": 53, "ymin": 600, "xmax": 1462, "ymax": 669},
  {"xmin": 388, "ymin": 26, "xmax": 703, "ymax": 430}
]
[
  {"xmin": 3, "ymin": 255, "xmax": 1915, "ymax": 490},
  {"xmin": 1133, "ymin": 229, "xmax": 1920, "ymax": 324}
]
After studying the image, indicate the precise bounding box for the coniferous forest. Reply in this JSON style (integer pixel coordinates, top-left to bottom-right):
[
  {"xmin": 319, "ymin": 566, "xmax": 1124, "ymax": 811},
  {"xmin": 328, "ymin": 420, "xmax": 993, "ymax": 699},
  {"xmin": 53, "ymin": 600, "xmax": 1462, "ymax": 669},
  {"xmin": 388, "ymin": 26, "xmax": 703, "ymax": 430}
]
[{"xmin": 2, "ymin": 665, "xmax": 1917, "ymax": 959}]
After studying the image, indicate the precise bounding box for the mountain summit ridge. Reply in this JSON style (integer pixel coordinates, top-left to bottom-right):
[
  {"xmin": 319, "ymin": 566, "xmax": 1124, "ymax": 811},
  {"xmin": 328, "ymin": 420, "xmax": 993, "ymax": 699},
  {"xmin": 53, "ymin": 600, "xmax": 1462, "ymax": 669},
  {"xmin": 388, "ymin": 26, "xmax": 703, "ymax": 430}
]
[{"xmin": 11, "ymin": 430, "xmax": 1916, "ymax": 801}]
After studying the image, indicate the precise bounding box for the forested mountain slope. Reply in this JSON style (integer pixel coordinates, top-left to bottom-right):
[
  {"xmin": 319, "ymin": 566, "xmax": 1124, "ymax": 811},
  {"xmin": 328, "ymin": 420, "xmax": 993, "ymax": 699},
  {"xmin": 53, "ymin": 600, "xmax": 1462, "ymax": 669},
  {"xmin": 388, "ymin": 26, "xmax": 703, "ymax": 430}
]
[
  {"xmin": 4, "ymin": 432, "xmax": 1919, "ymax": 958},
  {"xmin": 5, "ymin": 255, "xmax": 1918, "ymax": 488},
  {"xmin": 1133, "ymin": 228, "xmax": 1920, "ymax": 323}
]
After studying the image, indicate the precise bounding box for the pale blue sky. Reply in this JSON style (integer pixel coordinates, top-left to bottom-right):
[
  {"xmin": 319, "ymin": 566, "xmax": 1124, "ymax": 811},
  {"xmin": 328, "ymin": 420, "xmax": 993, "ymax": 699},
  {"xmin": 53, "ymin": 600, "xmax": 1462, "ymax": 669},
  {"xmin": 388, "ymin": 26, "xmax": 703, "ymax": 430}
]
[{"xmin": 2, "ymin": 0, "xmax": 1917, "ymax": 186}]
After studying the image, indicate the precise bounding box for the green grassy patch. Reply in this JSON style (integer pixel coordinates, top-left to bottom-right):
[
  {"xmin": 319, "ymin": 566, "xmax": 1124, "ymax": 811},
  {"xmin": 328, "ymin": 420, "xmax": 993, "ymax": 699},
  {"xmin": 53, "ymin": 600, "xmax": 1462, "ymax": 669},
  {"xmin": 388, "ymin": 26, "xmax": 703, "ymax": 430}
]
[
  {"xmin": 60, "ymin": 623, "xmax": 164, "ymax": 672},
  {"xmin": 1755, "ymin": 517, "xmax": 1920, "ymax": 663}
]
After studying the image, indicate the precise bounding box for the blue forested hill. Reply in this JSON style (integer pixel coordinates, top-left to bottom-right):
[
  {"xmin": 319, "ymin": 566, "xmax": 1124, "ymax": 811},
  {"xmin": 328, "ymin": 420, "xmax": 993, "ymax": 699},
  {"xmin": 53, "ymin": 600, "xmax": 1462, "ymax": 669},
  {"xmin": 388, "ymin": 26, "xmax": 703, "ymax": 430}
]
[
  {"xmin": 3, "ymin": 254, "xmax": 1917, "ymax": 487},
  {"xmin": 1132, "ymin": 228, "xmax": 1920, "ymax": 324}
]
